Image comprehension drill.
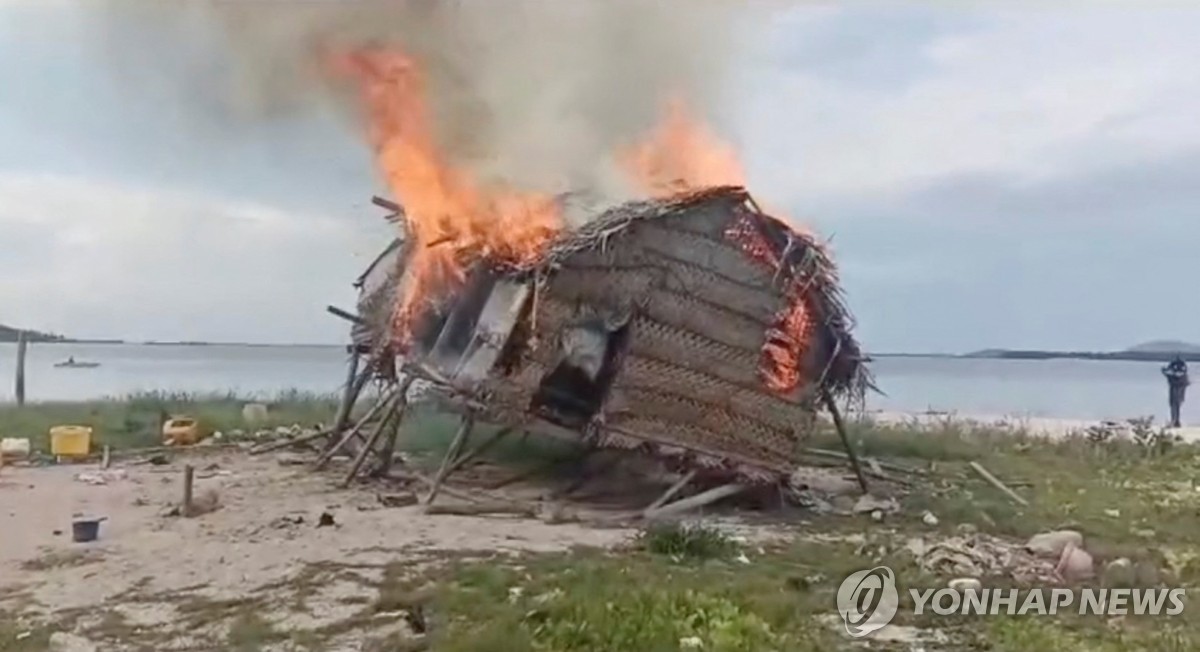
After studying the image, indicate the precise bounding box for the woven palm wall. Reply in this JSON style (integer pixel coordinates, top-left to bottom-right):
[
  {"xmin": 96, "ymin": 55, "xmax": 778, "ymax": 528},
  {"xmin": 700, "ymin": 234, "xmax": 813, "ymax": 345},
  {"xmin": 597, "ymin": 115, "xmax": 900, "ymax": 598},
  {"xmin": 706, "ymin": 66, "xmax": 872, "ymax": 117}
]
[{"xmin": 489, "ymin": 189, "xmax": 859, "ymax": 480}]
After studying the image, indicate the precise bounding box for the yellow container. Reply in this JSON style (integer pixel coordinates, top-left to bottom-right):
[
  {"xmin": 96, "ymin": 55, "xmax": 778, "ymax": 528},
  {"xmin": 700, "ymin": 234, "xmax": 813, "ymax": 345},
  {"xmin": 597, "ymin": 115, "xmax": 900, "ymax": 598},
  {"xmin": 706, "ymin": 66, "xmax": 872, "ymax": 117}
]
[
  {"xmin": 50, "ymin": 425, "xmax": 93, "ymax": 458},
  {"xmin": 162, "ymin": 417, "xmax": 207, "ymax": 446}
]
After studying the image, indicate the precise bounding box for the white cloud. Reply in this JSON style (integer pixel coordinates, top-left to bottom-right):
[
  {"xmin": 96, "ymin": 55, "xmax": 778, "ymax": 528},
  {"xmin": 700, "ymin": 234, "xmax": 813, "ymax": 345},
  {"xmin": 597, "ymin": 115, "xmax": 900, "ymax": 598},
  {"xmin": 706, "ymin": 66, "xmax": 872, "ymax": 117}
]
[
  {"xmin": 0, "ymin": 173, "xmax": 392, "ymax": 342},
  {"xmin": 741, "ymin": 7, "xmax": 1200, "ymax": 205}
]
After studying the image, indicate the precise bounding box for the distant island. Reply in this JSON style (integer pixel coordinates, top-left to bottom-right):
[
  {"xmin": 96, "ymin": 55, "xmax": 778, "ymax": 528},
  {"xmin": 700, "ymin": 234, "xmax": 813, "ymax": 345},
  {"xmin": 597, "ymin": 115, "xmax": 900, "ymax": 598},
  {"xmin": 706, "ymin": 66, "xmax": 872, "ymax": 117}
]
[
  {"xmin": 964, "ymin": 340, "xmax": 1200, "ymax": 363},
  {"xmin": 0, "ymin": 324, "xmax": 69, "ymax": 343}
]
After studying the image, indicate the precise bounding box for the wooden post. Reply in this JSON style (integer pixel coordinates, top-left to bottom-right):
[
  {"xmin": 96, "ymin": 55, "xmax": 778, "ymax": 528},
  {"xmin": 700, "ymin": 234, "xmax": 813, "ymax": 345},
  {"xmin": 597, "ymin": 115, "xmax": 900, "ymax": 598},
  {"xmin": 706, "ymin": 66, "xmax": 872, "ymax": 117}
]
[
  {"xmin": 14, "ymin": 330, "xmax": 27, "ymax": 407},
  {"xmin": 424, "ymin": 413, "xmax": 476, "ymax": 506},
  {"xmin": 821, "ymin": 388, "xmax": 869, "ymax": 494},
  {"xmin": 182, "ymin": 465, "xmax": 195, "ymax": 516},
  {"xmin": 101, "ymin": 445, "xmax": 111, "ymax": 470}
]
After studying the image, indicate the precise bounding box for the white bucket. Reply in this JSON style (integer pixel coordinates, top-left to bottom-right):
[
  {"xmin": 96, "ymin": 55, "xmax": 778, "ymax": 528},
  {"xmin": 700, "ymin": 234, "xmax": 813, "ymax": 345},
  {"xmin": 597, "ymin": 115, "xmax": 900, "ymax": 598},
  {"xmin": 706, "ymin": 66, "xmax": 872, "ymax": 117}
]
[
  {"xmin": 241, "ymin": 403, "xmax": 270, "ymax": 424},
  {"xmin": 0, "ymin": 438, "xmax": 31, "ymax": 460}
]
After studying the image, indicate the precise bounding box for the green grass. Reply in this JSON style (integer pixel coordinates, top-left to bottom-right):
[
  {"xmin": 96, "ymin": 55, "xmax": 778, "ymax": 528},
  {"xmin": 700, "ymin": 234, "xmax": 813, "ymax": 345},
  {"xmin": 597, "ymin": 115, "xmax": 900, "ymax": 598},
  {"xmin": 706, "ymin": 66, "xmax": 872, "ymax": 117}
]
[
  {"xmin": 419, "ymin": 419, "xmax": 1200, "ymax": 651},
  {"xmin": 0, "ymin": 390, "xmax": 339, "ymax": 451}
]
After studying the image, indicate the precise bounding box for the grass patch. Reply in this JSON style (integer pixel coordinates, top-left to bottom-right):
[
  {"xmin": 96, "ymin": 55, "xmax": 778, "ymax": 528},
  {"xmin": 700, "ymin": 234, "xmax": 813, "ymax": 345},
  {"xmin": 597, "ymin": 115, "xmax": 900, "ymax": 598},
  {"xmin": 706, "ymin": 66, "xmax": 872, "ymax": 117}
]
[
  {"xmin": 0, "ymin": 390, "xmax": 339, "ymax": 451},
  {"xmin": 18, "ymin": 549, "xmax": 101, "ymax": 572},
  {"xmin": 637, "ymin": 522, "xmax": 741, "ymax": 561},
  {"xmin": 226, "ymin": 613, "xmax": 282, "ymax": 652}
]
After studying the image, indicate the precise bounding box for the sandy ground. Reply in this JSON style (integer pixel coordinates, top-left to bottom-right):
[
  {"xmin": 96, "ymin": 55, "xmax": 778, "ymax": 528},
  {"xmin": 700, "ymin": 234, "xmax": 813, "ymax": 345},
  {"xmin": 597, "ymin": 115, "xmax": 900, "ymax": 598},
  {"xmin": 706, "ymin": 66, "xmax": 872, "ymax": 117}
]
[
  {"xmin": 867, "ymin": 409, "xmax": 1200, "ymax": 441},
  {"xmin": 0, "ymin": 449, "xmax": 644, "ymax": 650}
]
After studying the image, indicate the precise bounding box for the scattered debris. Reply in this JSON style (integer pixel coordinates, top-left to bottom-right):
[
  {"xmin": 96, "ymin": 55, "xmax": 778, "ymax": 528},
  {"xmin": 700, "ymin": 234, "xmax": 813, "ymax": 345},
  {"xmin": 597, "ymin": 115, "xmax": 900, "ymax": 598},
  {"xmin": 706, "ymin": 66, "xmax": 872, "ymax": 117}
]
[
  {"xmin": 854, "ymin": 494, "xmax": 900, "ymax": 515},
  {"xmin": 73, "ymin": 470, "xmax": 128, "ymax": 486},
  {"xmin": 378, "ymin": 492, "xmax": 419, "ymax": 508},
  {"xmin": 922, "ymin": 511, "xmax": 939, "ymax": 527},
  {"xmin": 1056, "ymin": 542, "xmax": 1094, "ymax": 582},
  {"xmin": 948, "ymin": 577, "xmax": 982, "ymax": 593},
  {"xmin": 318, "ymin": 512, "xmax": 336, "ymax": 528},
  {"xmin": 1025, "ymin": 530, "xmax": 1084, "ymax": 559},
  {"xmin": 907, "ymin": 533, "xmax": 1061, "ymax": 584},
  {"xmin": 276, "ymin": 453, "xmax": 309, "ymax": 466}
]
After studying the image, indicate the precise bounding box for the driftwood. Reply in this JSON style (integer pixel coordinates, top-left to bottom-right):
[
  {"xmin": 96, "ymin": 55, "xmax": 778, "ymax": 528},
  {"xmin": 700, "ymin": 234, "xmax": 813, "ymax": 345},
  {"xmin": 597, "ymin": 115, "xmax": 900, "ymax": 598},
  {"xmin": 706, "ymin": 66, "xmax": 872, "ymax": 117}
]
[
  {"xmin": 248, "ymin": 428, "xmax": 332, "ymax": 455},
  {"xmin": 969, "ymin": 461, "xmax": 1029, "ymax": 506},
  {"xmin": 643, "ymin": 469, "xmax": 697, "ymax": 513},
  {"xmin": 643, "ymin": 482, "xmax": 748, "ymax": 521}
]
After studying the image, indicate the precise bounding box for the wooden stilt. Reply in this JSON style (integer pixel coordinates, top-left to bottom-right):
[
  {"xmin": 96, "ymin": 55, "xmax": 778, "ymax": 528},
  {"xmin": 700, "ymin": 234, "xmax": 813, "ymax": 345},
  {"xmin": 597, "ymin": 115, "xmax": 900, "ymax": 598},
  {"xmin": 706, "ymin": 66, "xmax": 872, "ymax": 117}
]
[
  {"xmin": 643, "ymin": 469, "xmax": 698, "ymax": 514},
  {"xmin": 821, "ymin": 388, "xmax": 869, "ymax": 494},
  {"xmin": 332, "ymin": 356, "xmax": 370, "ymax": 437},
  {"xmin": 441, "ymin": 426, "xmax": 515, "ymax": 478},
  {"xmin": 424, "ymin": 413, "xmax": 476, "ymax": 506},
  {"xmin": 373, "ymin": 376, "xmax": 416, "ymax": 477},
  {"xmin": 341, "ymin": 397, "xmax": 403, "ymax": 487},
  {"xmin": 643, "ymin": 482, "xmax": 748, "ymax": 521},
  {"xmin": 314, "ymin": 386, "xmax": 398, "ymax": 470}
]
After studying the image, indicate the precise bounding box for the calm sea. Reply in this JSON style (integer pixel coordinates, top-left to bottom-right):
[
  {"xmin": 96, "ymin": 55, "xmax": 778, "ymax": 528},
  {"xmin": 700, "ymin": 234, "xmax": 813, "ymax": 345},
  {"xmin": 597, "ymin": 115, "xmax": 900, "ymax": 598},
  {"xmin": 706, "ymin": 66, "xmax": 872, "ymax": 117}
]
[{"xmin": 0, "ymin": 343, "xmax": 1181, "ymax": 422}]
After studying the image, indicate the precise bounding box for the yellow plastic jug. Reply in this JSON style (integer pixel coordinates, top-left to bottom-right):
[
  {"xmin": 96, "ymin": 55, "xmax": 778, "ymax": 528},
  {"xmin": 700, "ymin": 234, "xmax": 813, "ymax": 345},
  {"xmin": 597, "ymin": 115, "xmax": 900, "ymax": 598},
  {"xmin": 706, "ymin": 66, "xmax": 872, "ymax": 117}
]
[
  {"xmin": 162, "ymin": 417, "xmax": 207, "ymax": 446},
  {"xmin": 50, "ymin": 426, "xmax": 93, "ymax": 458}
]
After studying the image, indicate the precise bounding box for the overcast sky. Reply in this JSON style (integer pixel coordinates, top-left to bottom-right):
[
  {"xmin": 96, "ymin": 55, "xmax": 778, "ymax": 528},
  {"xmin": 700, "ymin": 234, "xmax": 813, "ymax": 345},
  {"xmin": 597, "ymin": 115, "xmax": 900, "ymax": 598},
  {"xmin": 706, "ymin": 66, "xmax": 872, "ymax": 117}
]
[{"xmin": 2, "ymin": 3, "xmax": 1197, "ymax": 352}]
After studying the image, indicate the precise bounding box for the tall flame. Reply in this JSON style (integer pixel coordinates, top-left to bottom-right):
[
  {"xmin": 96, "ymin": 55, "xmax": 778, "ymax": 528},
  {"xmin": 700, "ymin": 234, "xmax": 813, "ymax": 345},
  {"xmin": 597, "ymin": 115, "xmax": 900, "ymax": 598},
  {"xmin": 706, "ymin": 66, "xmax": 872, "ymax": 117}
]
[
  {"xmin": 618, "ymin": 98, "xmax": 746, "ymax": 197},
  {"xmin": 333, "ymin": 48, "xmax": 562, "ymax": 349}
]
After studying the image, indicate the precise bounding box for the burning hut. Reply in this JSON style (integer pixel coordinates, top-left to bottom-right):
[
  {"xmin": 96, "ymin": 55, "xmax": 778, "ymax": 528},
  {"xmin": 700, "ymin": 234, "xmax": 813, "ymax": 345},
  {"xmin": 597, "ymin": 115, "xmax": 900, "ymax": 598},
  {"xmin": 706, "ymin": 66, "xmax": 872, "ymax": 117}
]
[{"xmin": 321, "ymin": 185, "xmax": 870, "ymax": 511}]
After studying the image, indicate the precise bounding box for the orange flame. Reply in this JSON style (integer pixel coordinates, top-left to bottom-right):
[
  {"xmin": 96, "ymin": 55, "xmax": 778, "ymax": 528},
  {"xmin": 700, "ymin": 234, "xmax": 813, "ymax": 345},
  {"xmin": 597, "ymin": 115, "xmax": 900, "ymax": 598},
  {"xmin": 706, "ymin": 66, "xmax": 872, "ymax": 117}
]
[
  {"xmin": 618, "ymin": 98, "xmax": 746, "ymax": 197},
  {"xmin": 333, "ymin": 48, "xmax": 562, "ymax": 349}
]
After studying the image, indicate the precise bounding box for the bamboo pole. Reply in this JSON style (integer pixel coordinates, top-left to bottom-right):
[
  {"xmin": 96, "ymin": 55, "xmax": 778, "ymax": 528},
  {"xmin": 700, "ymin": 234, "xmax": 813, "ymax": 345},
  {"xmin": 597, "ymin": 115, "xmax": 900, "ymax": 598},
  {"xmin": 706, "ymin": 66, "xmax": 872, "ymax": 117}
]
[
  {"xmin": 331, "ymin": 354, "xmax": 365, "ymax": 435},
  {"xmin": 643, "ymin": 470, "xmax": 697, "ymax": 514},
  {"xmin": 424, "ymin": 413, "xmax": 476, "ymax": 506},
  {"xmin": 373, "ymin": 376, "xmax": 416, "ymax": 477},
  {"xmin": 341, "ymin": 397, "xmax": 403, "ymax": 487},
  {"xmin": 441, "ymin": 426, "xmax": 516, "ymax": 478},
  {"xmin": 969, "ymin": 461, "xmax": 1029, "ymax": 506},
  {"xmin": 14, "ymin": 330, "xmax": 27, "ymax": 407},
  {"xmin": 314, "ymin": 386, "xmax": 398, "ymax": 470},
  {"xmin": 643, "ymin": 483, "xmax": 748, "ymax": 521}
]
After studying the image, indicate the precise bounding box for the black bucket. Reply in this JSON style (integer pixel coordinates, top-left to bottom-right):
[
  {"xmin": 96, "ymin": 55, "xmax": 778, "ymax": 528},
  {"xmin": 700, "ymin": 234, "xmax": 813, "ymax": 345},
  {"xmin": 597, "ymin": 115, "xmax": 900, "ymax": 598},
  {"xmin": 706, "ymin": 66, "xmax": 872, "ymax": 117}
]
[{"xmin": 71, "ymin": 517, "xmax": 105, "ymax": 543}]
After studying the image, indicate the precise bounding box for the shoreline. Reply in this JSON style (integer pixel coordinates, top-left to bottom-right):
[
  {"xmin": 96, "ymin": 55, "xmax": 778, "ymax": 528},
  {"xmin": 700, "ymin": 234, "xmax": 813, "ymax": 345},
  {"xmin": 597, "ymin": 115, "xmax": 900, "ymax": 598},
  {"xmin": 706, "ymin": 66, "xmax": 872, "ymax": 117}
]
[{"xmin": 863, "ymin": 408, "xmax": 1200, "ymax": 441}]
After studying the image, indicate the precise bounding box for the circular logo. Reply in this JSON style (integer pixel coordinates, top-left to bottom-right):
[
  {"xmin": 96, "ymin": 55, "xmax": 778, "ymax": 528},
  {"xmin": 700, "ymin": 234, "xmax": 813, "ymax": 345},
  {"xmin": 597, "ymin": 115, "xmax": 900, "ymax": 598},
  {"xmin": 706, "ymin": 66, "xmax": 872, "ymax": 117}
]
[{"xmin": 836, "ymin": 566, "xmax": 899, "ymax": 638}]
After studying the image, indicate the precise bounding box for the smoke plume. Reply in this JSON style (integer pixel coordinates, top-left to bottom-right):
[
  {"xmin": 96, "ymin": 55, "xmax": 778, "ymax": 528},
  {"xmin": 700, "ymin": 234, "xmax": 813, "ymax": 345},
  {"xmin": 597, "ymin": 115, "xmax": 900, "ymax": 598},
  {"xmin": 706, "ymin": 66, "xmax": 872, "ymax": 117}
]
[{"xmin": 91, "ymin": 1, "xmax": 753, "ymax": 208}]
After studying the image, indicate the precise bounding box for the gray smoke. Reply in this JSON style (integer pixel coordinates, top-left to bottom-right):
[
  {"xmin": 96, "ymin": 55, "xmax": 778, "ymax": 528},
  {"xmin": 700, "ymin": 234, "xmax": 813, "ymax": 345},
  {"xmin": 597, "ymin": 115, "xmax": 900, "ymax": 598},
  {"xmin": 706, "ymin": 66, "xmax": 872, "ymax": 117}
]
[{"xmin": 89, "ymin": 1, "xmax": 756, "ymax": 210}]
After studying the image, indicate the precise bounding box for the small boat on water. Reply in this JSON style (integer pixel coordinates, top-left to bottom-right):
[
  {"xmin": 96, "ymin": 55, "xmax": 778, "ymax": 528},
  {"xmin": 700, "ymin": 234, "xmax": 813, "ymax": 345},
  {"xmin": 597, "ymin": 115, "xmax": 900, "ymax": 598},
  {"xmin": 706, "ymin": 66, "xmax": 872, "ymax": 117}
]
[{"xmin": 54, "ymin": 357, "xmax": 100, "ymax": 369}]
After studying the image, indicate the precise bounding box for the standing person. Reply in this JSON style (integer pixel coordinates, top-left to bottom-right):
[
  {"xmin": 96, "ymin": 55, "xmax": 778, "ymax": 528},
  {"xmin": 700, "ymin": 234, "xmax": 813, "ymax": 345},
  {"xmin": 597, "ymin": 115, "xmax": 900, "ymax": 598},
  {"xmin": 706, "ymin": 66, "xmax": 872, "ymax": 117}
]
[{"xmin": 1162, "ymin": 356, "xmax": 1190, "ymax": 428}]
